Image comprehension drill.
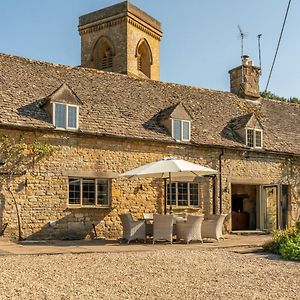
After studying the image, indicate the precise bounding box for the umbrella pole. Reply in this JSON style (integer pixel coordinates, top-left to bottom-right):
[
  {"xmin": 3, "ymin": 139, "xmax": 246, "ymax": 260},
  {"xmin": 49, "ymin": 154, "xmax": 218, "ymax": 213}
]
[
  {"xmin": 169, "ymin": 172, "xmax": 173, "ymax": 214},
  {"xmin": 164, "ymin": 178, "xmax": 167, "ymax": 214}
]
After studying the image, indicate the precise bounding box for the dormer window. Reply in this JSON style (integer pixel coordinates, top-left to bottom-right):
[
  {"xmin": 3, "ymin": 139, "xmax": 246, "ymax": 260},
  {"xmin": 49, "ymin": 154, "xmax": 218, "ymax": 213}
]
[
  {"xmin": 41, "ymin": 83, "xmax": 83, "ymax": 131},
  {"xmin": 172, "ymin": 119, "xmax": 191, "ymax": 142},
  {"xmin": 54, "ymin": 103, "xmax": 79, "ymax": 130},
  {"xmin": 158, "ymin": 103, "xmax": 192, "ymax": 142},
  {"xmin": 226, "ymin": 113, "xmax": 263, "ymax": 149},
  {"xmin": 246, "ymin": 128, "xmax": 263, "ymax": 148}
]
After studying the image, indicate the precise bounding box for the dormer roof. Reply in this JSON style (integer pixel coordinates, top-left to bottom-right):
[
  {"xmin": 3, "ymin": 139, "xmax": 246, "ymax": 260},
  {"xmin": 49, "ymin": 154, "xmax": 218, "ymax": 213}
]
[
  {"xmin": 230, "ymin": 113, "xmax": 262, "ymax": 131},
  {"xmin": 41, "ymin": 83, "xmax": 83, "ymax": 107},
  {"xmin": 159, "ymin": 102, "xmax": 192, "ymax": 122}
]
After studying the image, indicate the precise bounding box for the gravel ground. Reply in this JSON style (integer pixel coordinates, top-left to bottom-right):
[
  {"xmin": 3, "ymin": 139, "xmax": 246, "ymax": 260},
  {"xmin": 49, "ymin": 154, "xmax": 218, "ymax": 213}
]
[{"xmin": 0, "ymin": 248, "xmax": 299, "ymax": 300}]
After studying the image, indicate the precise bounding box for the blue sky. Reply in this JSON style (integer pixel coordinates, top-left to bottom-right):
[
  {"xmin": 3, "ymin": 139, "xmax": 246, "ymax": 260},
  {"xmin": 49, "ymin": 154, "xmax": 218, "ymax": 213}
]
[{"xmin": 0, "ymin": 1, "xmax": 299, "ymax": 98}]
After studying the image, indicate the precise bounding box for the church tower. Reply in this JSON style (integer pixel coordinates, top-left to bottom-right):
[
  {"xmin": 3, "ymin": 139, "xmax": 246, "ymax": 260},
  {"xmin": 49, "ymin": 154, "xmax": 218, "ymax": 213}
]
[{"xmin": 78, "ymin": 1, "xmax": 162, "ymax": 80}]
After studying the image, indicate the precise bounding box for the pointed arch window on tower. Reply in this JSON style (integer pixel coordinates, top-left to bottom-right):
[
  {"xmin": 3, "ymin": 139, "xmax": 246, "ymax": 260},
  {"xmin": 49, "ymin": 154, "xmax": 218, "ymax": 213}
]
[
  {"xmin": 92, "ymin": 37, "xmax": 115, "ymax": 71},
  {"xmin": 99, "ymin": 44, "xmax": 113, "ymax": 70},
  {"xmin": 136, "ymin": 40, "xmax": 152, "ymax": 78}
]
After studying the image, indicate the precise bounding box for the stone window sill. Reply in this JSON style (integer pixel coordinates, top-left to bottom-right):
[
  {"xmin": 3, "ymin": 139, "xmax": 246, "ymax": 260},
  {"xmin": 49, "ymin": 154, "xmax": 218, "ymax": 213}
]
[{"xmin": 67, "ymin": 205, "xmax": 110, "ymax": 209}]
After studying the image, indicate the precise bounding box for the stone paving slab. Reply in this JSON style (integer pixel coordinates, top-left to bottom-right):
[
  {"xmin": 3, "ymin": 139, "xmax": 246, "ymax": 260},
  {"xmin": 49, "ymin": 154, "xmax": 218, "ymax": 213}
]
[{"xmin": 0, "ymin": 234, "xmax": 272, "ymax": 256}]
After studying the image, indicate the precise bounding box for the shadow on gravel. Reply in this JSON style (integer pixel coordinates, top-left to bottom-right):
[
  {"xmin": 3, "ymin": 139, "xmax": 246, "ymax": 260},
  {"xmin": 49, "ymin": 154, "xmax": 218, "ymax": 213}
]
[{"xmin": 246, "ymin": 251, "xmax": 300, "ymax": 263}]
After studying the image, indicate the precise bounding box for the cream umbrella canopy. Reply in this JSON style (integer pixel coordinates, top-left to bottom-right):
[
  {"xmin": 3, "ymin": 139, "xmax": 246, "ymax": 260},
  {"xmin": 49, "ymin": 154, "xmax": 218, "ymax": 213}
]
[{"xmin": 121, "ymin": 157, "xmax": 217, "ymax": 212}]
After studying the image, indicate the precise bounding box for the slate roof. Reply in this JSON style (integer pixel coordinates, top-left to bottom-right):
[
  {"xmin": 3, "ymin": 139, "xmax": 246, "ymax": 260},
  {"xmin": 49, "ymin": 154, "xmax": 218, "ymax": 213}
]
[{"xmin": 0, "ymin": 53, "xmax": 300, "ymax": 155}]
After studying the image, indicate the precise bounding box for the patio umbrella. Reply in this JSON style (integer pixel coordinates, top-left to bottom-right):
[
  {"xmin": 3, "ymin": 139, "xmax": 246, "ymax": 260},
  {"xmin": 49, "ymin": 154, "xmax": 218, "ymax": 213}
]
[{"xmin": 121, "ymin": 157, "xmax": 217, "ymax": 212}]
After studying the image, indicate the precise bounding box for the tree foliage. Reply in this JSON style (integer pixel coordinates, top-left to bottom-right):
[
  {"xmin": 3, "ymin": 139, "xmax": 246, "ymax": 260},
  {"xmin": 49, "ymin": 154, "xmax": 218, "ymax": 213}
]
[{"xmin": 261, "ymin": 91, "xmax": 300, "ymax": 104}]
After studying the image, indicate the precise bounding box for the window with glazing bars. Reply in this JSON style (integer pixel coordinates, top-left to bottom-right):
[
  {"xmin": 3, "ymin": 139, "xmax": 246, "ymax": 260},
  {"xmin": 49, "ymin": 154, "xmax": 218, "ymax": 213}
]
[
  {"xmin": 246, "ymin": 128, "xmax": 263, "ymax": 148},
  {"xmin": 166, "ymin": 182, "xmax": 199, "ymax": 207},
  {"xmin": 68, "ymin": 178, "xmax": 110, "ymax": 207}
]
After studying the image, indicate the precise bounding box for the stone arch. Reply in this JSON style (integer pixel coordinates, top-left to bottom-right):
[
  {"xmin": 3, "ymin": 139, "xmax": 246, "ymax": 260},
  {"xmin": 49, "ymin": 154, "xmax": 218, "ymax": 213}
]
[
  {"xmin": 91, "ymin": 36, "xmax": 115, "ymax": 70},
  {"xmin": 135, "ymin": 38, "xmax": 153, "ymax": 78}
]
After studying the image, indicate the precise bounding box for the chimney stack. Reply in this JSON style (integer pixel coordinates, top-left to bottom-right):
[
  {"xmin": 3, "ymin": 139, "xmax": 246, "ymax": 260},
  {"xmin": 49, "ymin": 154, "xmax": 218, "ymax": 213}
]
[{"xmin": 229, "ymin": 55, "xmax": 260, "ymax": 99}]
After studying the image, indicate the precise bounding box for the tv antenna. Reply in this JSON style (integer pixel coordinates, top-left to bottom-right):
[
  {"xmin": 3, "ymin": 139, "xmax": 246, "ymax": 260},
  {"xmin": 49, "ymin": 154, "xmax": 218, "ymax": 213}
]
[
  {"xmin": 257, "ymin": 34, "xmax": 262, "ymax": 75},
  {"xmin": 238, "ymin": 25, "xmax": 247, "ymax": 83},
  {"xmin": 238, "ymin": 25, "xmax": 247, "ymax": 58}
]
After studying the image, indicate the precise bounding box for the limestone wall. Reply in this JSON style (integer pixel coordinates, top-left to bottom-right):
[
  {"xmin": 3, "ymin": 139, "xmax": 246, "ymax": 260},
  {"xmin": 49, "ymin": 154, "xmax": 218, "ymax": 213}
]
[{"xmin": 0, "ymin": 128, "xmax": 299, "ymax": 240}]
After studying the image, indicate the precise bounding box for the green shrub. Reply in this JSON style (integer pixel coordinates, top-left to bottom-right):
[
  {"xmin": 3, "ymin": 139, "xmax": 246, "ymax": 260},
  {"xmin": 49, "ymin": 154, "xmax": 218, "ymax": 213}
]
[
  {"xmin": 280, "ymin": 237, "xmax": 300, "ymax": 261},
  {"xmin": 264, "ymin": 227, "xmax": 300, "ymax": 261}
]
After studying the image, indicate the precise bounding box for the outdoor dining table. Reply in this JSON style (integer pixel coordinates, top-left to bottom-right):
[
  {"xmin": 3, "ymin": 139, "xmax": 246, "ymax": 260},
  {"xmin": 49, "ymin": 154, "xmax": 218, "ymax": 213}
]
[{"xmin": 141, "ymin": 216, "xmax": 187, "ymax": 237}]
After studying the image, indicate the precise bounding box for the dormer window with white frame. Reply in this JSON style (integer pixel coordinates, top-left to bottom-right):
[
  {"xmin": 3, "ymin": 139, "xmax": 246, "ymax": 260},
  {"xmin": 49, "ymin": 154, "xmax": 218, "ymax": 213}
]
[
  {"xmin": 53, "ymin": 103, "xmax": 79, "ymax": 130},
  {"xmin": 172, "ymin": 119, "xmax": 191, "ymax": 142},
  {"xmin": 40, "ymin": 83, "xmax": 82, "ymax": 131},
  {"xmin": 246, "ymin": 128, "xmax": 263, "ymax": 148},
  {"xmin": 159, "ymin": 103, "xmax": 192, "ymax": 142}
]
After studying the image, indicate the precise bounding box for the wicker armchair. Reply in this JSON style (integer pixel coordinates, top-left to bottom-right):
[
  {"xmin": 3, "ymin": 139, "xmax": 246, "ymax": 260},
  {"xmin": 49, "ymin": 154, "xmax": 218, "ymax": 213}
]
[
  {"xmin": 201, "ymin": 214, "xmax": 227, "ymax": 241},
  {"xmin": 176, "ymin": 215, "xmax": 204, "ymax": 244},
  {"xmin": 153, "ymin": 214, "xmax": 174, "ymax": 244},
  {"xmin": 120, "ymin": 213, "xmax": 146, "ymax": 243}
]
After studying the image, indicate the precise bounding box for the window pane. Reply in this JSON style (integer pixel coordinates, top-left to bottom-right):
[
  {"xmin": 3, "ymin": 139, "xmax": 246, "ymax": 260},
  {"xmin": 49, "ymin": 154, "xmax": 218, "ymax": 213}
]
[
  {"xmin": 97, "ymin": 180, "xmax": 109, "ymax": 206},
  {"xmin": 182, "ymin": 121, "xmax": 190, "ymax": 140},
  {"xmin": 68, "ymin": 106, "xmax": 77, "ymax": 129},
  {"xmin": 173, "ymin": 120, "xmax": 181, "ymax": 140},
  {"xmin": 190, "ymin": 183, "xmax": 199, "ymax": 206},
  {"xmin": 55, "ymin": 103, "xmax": 66, "ymax": 128},
  {"xmin": 167, "ymin": 183, "xmax": 176, "ymax": 206},
  {"xmin": 247, "ymin": 129, "xmax": 254, "ymax": 147},
  {"xmin": 82, "ymin": 179, "xmax": 96, "ymax": 206},
  {"xmin": 69, "ymin": 178, "xmax": 80, "ymax": 205},
  {"xmin": 177, "ymin": 182, "xmax": 188, "ymax": 206},
  {"xmin": 255, "ymin": 130, "xmax": 262, "ymax": 148}
]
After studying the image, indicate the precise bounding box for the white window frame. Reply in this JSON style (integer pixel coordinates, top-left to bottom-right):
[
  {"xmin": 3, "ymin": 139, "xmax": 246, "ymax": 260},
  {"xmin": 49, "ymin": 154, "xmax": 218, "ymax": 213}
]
[
  {"xmin": 246, "ymin": 128, "xmax": 263, "ymax": 149},
  {"xmin": 53, "ymin": 102, "xmax": 79, "ymax": 130},
  {"xmin": 167, "ymin": 182, "xmax": 200, "ymax": 208},
  {"xmin": 255, "ymin": 129, "xmax": 263, "ymax": 148},
  {"xmin": 172, "ymin": 119, "xmax": 191, "ymax": 142},
  {"xmin": 67, "ymin": 178, "xmax": 111, "ymax": 208}
]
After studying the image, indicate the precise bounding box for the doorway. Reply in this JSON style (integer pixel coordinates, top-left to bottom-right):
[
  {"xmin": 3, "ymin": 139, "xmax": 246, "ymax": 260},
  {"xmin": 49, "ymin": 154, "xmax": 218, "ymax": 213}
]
[
  {"xmin": 231, "ymin": 184, "xmax": 289, "ymax": 232},
  {"xmin": 231, "ymin": 184, "xmax": 257, "ymax": 231}
]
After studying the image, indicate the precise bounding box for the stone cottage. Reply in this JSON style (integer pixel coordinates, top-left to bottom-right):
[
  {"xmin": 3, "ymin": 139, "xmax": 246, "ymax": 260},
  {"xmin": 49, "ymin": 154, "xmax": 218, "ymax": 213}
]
[{"xmin": 0, "ymin": 1, "xmax": 299, "ymax": 240}]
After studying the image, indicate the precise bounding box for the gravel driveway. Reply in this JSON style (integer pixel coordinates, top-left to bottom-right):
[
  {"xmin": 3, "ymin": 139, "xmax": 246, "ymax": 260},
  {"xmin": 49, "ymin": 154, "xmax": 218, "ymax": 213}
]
[{"xmin": 0, "ymin": 248, "xmax": 298, "ymax": 300}]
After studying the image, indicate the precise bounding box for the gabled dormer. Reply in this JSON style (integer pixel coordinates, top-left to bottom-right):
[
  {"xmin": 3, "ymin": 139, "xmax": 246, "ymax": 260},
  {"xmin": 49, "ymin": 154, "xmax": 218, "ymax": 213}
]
[
  {"xmin": 159, "ymin": 102, "xmax": 192, "ymax": 142},
  {"xmin": 41, "ymin": 83, "xmax": 83, "ymax": 130},
  {"xmin": 230, "ymin": 113, "xmax": 263, "ymax": 149}
]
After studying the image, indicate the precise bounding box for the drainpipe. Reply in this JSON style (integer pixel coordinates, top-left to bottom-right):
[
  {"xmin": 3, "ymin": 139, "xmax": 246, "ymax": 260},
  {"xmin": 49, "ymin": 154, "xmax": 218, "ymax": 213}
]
[
  {"xmin": 212, "ymin": 175, "xmax": 217, "ymax": 214},
  {"xmin": 219, "ymin": 148, "xmax": 225, "ymax": 214}
]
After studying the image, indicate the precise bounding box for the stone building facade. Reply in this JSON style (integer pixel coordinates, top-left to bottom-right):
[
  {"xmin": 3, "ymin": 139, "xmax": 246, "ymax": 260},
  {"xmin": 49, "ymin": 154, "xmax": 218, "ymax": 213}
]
[{"xmin": 0, "ymin": 2, "xmax": 299, "ymax": 240}]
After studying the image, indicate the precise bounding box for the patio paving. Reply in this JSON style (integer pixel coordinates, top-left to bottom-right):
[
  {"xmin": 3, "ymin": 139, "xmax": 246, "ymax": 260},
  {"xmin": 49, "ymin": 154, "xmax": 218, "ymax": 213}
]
[{"xmin": 0, "ymin": 234, "xmax": 272, "ymax": 256}]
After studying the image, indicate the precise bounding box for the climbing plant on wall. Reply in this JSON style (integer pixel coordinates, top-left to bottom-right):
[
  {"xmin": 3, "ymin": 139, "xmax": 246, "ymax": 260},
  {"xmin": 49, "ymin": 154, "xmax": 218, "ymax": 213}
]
[{"xmin": 0, "ymin": 134, "xmax": 54, "ymax": 240}]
